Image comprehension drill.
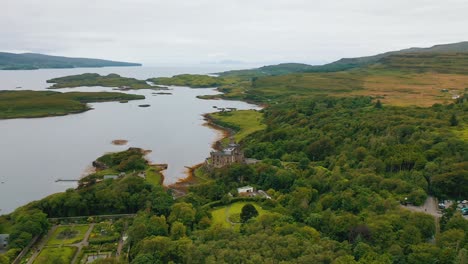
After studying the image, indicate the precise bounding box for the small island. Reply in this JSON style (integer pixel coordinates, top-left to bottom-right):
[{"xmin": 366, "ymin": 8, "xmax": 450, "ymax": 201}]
[
  {"xmin": 111, "ymin": 139, "xmax": 128, "ymax": 146},
  {"xmin": 148, "ymin": 74, "xmax": 234, "ymax": 88},
  {"xmin": 47, "ymin": 73, "xmax": 155, "ymax": 90},
  {"xmin": 0, "ymin": 90, "xmax": 145, "ymax": 119}
]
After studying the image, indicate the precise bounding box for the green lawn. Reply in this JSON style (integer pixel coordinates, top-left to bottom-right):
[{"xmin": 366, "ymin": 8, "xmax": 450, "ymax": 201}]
[
  {"xmin": 210, "ymin": 202, "xmax": 266, "ymax": 229},
  {"xmin": 47, "ymin": 225, "xmax": 90, "ymax": 245},
  {"xmin": 33, "ymin": 246, "xmax": 77, "ymax": 264},
  {"xmin": 145, "ymin": 167, "xmax": 162, "ymax": 186},
  {"xmin": 210, "ymin": 110, "xmax": 265, "ymax": 142}
]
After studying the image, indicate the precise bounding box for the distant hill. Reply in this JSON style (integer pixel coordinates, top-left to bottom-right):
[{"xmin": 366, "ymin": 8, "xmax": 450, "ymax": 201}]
[
  {"xmin": 218, "ymin": 63, "xmax": 313, "ymax": 77},
  {"xmin": 313, "ymin": 41, "xmax": 468, "ymax": 72},
  {"xmin": 371, "ymin": 52, "xmax": 468, "ymax": 74},
  {"xmin": 219, "ymin": 41, "xmax": 468, "ymax": 76},
  {"xmin": 0, "ymin": 52, "xmax": 142, "ymax": 70}
]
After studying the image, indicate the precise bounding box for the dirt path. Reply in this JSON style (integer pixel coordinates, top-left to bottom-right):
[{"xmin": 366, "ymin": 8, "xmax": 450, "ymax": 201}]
[
  {"xmin": 116, "ymin": 221, "xmax": 129, "ymax": 257},
  {"xmin": 225, "ymin": 204, "xmax": 236, "ymax": 228},
  {"xmin": 70, "ymin": 223, "xmax": 95, "ymax": 264}
]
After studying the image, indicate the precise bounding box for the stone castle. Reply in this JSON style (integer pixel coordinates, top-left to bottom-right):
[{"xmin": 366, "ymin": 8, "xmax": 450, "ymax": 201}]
[{"xmin": 207, "ymin": 138, "xmax": 244, "ymax": 168}]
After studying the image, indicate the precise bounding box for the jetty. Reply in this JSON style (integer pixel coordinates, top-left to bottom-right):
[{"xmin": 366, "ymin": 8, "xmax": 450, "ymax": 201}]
[{"xmin": 55, "ymin": 179, "xmax": 79, "ymax": 183}]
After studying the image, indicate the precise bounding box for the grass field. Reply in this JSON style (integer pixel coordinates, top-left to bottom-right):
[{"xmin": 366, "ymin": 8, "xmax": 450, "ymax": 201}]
[
  {"xmin": 33, "ymin": 246, "xmax": 76, "ymax": 264},
  {"xmin": 209, "ymin": 110, "xmax": 266, "ymax": 142},
  {"xmin": 211, "ymin": 202, "xmax": 266, "ymax": 229},
  {"xmin": 0, "ymin": 90, "xmax": 144, "ymax": 119},
  {"xmin": 47, "ymin": 225, "xmax": 90, "ymax": 245}
]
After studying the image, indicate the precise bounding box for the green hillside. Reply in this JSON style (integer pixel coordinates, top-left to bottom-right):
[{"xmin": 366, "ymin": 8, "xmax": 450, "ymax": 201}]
[
  {"xmin": 0, "ymin": 52, "xmax": 141, "ymax": 70},
  {"xmin": 220, "ymin": 41, "xmax": 468, "ymax": 76}
]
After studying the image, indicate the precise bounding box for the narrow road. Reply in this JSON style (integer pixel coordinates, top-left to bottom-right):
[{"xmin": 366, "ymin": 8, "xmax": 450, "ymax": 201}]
[
  {"xmin": 27, "ymin": 225, "xmax": 58, "ymax": 264},
  {"xmin": 401, "ymin": 196, "xmax": 444, "ymax": 235},
  {"xmin": 116, "ymin": 221, "xmax": 129, "ymax": 256},
  {"xmin": 402, "ymin": 196, "xmax": 442, "ymax": 218}
]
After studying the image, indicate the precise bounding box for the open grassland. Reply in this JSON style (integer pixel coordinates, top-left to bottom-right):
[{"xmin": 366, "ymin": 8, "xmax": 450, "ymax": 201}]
[
  {"xmin": 212, "ymin": 52, "xmax": 468, "ymax": 107},
  {"xmin": 247, "ymin": 69, "xmax": 467, "ymax": 106},
  {"xmin": 210, "ymin": 202, "xmax": 266, "ymax": 229},
  {"xmin": 47, "ymin": 225, "xmax": 90, "ymax": 245},
  {"xmin": 355, "ymin": 71, "xmax": 467, "ymax": 106},
  {"xmin": 209, "ymin": 110, "xmax": 265, "ymax": 142},
  {"xmin": 0, "ymin": 90, "xmax": 144, "ymax": 119},
  {"xmin": 33, "ymin": 246, "xmax": 77, "ymax": 264}
]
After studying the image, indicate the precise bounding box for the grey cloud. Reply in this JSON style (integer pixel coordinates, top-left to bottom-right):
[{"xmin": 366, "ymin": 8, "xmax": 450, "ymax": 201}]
[{"xmin": 2, "ymin": 0, "xmax": 468, "ymax": 65}]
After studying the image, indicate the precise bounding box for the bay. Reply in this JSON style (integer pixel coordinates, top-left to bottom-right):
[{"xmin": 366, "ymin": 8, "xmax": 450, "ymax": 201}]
[{"xmin": 0, "ymin": 66, "xmax": 259, "ymax": 214}]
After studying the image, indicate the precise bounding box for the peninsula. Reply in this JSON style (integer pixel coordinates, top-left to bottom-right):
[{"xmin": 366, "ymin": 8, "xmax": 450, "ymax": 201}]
[
  {"xmin": 0, "ymin": 90, "xmax": 144, "ymax": 119},
  {"xmin": 0, "ymin": 52, "xmax": 141, "ymax": 70}
]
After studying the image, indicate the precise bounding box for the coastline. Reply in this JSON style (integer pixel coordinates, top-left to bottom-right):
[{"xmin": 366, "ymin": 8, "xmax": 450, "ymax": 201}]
[
  {"xmin": 0, "ymin": 107, "xmax": 92, "ymax": 120},
  {"xmin": 166, "ymin": 111, "xmax": 237, "ymax": 195},
  {"xmin": 201, "ymin": 113, "xmax": 234, "ymax": 150}
]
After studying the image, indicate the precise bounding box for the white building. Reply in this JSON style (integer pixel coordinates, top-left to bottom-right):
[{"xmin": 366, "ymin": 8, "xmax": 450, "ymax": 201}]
[{"xmin": 237, "ymin": 186, "xmax": 254, "ymax": 194}]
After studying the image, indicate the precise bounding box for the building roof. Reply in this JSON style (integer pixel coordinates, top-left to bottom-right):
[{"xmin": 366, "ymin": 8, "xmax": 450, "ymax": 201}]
[
  {"xmin": 237, "ymin": 186, "xmax": 254, "ymax": 192},
  {"xmin": 211, "ymin": 146, "xmax": 239, "ymax": 156}
]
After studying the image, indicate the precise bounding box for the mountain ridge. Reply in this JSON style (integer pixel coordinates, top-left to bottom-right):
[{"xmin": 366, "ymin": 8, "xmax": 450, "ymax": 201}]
[
  {"xmin": 0, "ymin": 52, "xmax": 142, "ymax": 70},
  {"xmin": 219, "ymin": 41, "xmax": 468, "ymax": 76}
]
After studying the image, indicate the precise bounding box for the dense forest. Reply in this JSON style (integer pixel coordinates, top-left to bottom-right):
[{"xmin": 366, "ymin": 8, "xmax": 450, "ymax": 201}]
[{"xmin": 1, "ymin": 96, "xmax": 466, "ymax": 263}]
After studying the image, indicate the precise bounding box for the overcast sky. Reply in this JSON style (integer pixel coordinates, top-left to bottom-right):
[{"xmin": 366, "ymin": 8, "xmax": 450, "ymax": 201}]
[{"xmin": 2, "ymin": 0, "xmax": 468, "ymax": 66}]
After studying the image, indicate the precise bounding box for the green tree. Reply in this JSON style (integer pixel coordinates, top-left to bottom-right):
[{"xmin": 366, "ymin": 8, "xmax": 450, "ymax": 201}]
[
  {"xmin": 454, "ymin": 248, "xmax": 467, "ymax": 264},
  {"xmin": 375, "ymin": 100, "xmax": 382, "ymax": 109},
  {"xmin": 168, "ymin": 203, "xmax": 196, "ymax": 227},
  {"xmin": 170, "ymin": 221, "xmax": 187, "ymax": 240},
  {"xmin": 131, "ymin": 254, "xmax": 160, "ymax": 264},
  {"xmin": 450, "ymin": 113, "xmax": 459, "ymax": 126},
  {"xmin": 240, "ymin": 204, "xmax": 259, "ymax": 223},
  {"xmin": 0, "ymin": 254, "xmax": 9, "ymax": 264},
  {"xmin": 148, "ymin": 215, "xmax": 168, "ymax": 236}
]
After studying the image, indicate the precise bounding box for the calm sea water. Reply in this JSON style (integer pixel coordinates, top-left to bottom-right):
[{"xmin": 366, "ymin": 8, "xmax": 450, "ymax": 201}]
[{"xmin": 0, "ymin": 66, "xmax": 260, "ymax": 214}]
